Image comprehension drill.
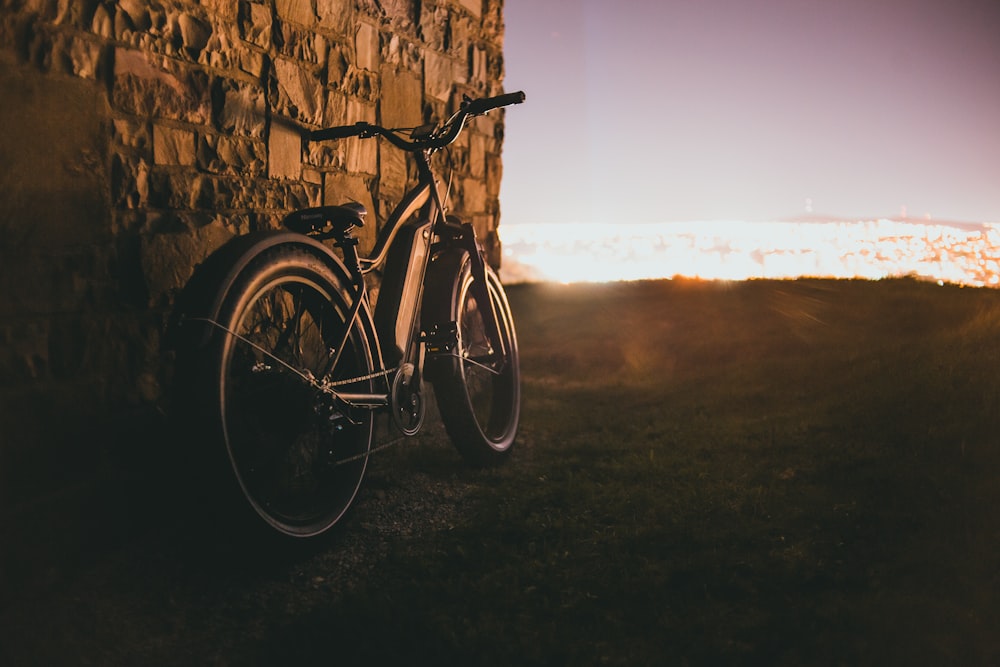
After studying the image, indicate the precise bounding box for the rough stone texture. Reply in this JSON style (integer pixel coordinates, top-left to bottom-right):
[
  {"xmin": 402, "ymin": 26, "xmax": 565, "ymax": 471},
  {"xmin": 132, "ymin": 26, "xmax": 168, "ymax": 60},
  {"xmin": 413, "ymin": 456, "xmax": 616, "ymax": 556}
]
[
  {"xmin": 267, "ymin": 119, "xmax": 302, "ymax": 180},
  {"xmin": 0, "ymin": 0, "xmax": 511, "ymax": 579},
  {"xmin": 153, "ymin": 124, "xmax": 197, "ymax": 166}
]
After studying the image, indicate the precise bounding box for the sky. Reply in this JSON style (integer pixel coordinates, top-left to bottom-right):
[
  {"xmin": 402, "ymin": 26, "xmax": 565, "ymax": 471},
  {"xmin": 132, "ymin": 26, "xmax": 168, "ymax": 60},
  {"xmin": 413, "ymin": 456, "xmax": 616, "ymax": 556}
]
[{"xmin": 498, "ymin": 0, "xmax": 1000, "ymax": 226}]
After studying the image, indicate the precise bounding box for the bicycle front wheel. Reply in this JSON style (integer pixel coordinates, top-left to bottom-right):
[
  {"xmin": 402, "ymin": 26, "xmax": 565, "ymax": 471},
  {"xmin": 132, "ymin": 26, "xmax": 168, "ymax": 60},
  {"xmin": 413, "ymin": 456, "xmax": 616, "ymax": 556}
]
[
  {"xmin": 425, "ymin": 249, "xmax": 520, "ymax": 466},
  {"xmin": 212, "ymin": 246, "xmax": 375, "ymax": 537}
]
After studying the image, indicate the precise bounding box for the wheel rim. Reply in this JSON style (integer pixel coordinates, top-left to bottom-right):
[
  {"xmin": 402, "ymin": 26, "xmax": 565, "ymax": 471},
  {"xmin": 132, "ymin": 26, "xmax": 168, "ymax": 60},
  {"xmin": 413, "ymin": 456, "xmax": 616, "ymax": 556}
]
[{"xmin": 457, "ymin": 273, "xmax": 519, "ymax": 449}]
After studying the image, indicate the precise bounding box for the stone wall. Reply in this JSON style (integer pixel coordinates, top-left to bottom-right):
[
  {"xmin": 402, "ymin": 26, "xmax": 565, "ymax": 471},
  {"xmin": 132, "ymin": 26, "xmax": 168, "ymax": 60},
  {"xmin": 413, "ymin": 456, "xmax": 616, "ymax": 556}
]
[{"xmin": 0, "ymin": 0, "xmax": 508, "ymax": 519}]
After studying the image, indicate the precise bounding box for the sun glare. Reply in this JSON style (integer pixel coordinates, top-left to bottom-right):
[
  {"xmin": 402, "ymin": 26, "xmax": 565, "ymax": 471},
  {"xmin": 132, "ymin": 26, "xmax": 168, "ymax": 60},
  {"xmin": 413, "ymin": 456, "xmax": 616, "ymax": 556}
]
[{"xmin": 499, "ymin": 220, "xmax": 1000, "ymax": 286}]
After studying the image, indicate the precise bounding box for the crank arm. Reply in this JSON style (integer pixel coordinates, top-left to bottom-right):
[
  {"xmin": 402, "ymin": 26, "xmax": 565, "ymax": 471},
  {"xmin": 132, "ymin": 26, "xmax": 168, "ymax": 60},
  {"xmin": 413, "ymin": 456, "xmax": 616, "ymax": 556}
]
[{"xmin": 331, "ymin": 392, "xmax": 390, "ymax": 409}]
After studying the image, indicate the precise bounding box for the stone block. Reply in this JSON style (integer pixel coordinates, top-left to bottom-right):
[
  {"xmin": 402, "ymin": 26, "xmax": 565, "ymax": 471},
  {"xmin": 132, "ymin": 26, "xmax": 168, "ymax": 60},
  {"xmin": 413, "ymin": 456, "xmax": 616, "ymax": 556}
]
[
  {"xmin": 201, "ymin": 0, "xmax": 239, "ymax": 22},
  {"xmin": 227, "ymin": 179, "xmax": 257, "ymax": 209},
  {"xmin": 112, "ymin": 48, "xmax": 211, "ymax": 124},
  {"xmin": 302, "ymin": 167, "xmax": 322, "ymax": 185},
  {"xmin": 276, "ymin": 0, "xmax": 317, "ymax": 26},
  {"xmin": 268, "ymin": 120, "xmax": 303, "ymax": 180},
  {"xmin": 345, "ymin": 99, "xmax": 377, "ymax": 174},
  {"xmin": 277, "ymin": 23, "xmax": 328, "ymax": 66},
  {"xmin": 355, "ymin": 22, "xmax": 378, "ymax": 71},
  {"xmin": 238, "ymin": 46, "xmax": 266, "ymax": 77},
  {"xmin": 448, "ymin": 13, "xmax": 472, "ymax": 64},
  {"xmin": 342, "ymin": 66, "xmax": 378, "ymax": 101},
  {"xmin": 461, "ymin": 176, "xmax": 487, "ymax": 213},
  {"xmin": 316, "ymin": 0, "xmax": 352, "ymax": 34},
  {"xmin": 470, "ymin": 132, "xmax": 485, "ymax": 178},
  {"xmin": 326, "ymin": 43, "xmax": 348, "ymax": 86},
  {"xmin": 486, "ymin": 152, "xmax": 502, "ymax": 197},
  {"xmin": 197, "ymin": 21, "xmax": 238, "ymax": 70},
  {"xmin": 483, "ymin": 0, "xmax": 502, "ymax": 36},
  {"xmin": 321, "ymin": 88, "xmax": 347, "ymax": 128},
  {"xmin": 355, "ymin": 0, "xmax": 382, "ymax": 18},
  {"xmin": 470, "ymin": 44, "xmax": 486, "ymax": 87},
  {"xmin": 118, "ymin": 0, "xmax": 152, "ymax": 32},
  {"xmin": 458, "ymin": 0, "xmax": 482, "ymax": 17},
  {"xmin": 210, "ymin": 176, "xmax": 241, "ymax": 211},
  {"xmin": 177, "ymin": 13, "xmax": 212, "ymax": 55},
  {"xmin": 239, "ymin": 1, "xmax": 272, "ymax": 48},
  {"xmin": 379, "ymin": 139, "xmax": 409, "ymax": 198},
  {"xmin": 153, "ymin": 124, "xmax": 196, "ymax": 165},
  {"xmin": 152, "ymin": 169, "xmax": 217, "ymax": 210},
  {"xmin": 198, "ymin": 134, "xmax": 266, "ymax": 176},
  {"xmin": 382, "ymin": 33, "xmax": 403, "ymax": 67},
  {"xmin": 418, "ymin": 4, "xmax": 448, "ymax": 52},
  {"xmin": 305, "ymin": 137, "xmax": 345, "ymax": 170},
  {"xmin": 217, "ymin": 77, "xmax": 266, "ymax": 138},
  {"xmin": 283, "ymin": 181, "xmax": 318, "ymax": 210},
  {"xmin": 380, "ymin": 0, "xmax": 418, "ymax": 33},
  {"xmin": 484, "ymin": 46, "xmax": 504, "ymax": 85},
  {"xmin": 380, "ymin": 66, "xmax": 422, "ymax": 128},
  {"xmin": 423, "ymin": 50, "xmax": 455, "ymax": 102},
  {"xmin": 273, "ymin": 56, "xmax": 324, "ymax": 124},
  {"xmin": 90, "ymin": 2, "xmax": 113, "ymax": 38}
]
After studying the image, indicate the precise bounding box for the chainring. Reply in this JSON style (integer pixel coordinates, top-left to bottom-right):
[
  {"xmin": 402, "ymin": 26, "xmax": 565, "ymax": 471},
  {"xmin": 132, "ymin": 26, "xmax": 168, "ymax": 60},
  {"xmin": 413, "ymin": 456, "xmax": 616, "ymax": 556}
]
[{"xmin": 390, "ymin": 362, "xmax": 424, "ymax": 435}]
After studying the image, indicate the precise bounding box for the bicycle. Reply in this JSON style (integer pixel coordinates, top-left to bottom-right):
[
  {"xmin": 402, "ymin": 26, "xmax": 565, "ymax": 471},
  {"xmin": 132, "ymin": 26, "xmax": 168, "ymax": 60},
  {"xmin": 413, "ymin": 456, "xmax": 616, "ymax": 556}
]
[{"xmin": 169, "ymin": 90, "xmax": 526, "ymax": 538}]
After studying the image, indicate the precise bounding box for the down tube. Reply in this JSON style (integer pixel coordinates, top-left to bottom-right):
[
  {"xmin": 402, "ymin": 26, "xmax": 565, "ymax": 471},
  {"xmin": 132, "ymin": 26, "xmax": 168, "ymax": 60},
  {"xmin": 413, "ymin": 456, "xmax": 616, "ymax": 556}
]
[{"xmin": 372, "ymin": 218, "xmax": 434, "ymax": 367}]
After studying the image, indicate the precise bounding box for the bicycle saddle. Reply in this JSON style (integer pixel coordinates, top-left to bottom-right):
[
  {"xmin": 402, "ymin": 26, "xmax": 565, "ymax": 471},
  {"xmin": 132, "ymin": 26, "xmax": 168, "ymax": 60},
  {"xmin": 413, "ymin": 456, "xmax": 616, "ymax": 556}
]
[{"xmin": 283, "ymin": 202, "xmax": 368, "ymax": 235}]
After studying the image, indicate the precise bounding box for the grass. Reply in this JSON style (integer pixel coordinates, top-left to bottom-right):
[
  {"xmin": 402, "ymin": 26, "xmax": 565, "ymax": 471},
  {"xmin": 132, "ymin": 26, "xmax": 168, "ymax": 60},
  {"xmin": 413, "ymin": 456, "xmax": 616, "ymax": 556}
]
[
  {"xmin": 319, "ymin": 278, "xmax": 1000, "ymax": 666},
  {"xmin": 3, "ymin": 277, "xmax": 1000, "ymax": 665}
]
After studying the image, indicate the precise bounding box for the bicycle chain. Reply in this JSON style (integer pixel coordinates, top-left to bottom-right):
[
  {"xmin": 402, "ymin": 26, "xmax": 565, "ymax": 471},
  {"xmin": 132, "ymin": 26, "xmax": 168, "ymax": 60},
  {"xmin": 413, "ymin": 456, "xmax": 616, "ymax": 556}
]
[
  {"xmin": 188, "ymin": 316, "xmax": 396, "ymax": 392},
  {"xmin": 320, "ymin": 366, "xmax": 397, "ymax": 389}
]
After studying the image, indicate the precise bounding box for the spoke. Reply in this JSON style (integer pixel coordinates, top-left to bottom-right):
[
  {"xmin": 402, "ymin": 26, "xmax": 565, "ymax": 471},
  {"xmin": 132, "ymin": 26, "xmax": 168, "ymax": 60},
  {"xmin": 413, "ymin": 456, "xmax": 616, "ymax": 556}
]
[
  {"xmin": 194, "ymin": 316, "xmax": 319, "ymax": 386},
  {"xmin": 438, "ymin": 351, "xmax": 504, "ymax": 376}
]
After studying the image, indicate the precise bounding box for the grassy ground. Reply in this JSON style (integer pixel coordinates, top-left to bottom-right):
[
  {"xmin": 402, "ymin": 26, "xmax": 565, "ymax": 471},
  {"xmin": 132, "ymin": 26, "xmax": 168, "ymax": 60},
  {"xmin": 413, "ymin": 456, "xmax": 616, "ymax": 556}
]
[{"xmin": 3, "ymin": 277, "xmax": 1000, "ymax": 665}]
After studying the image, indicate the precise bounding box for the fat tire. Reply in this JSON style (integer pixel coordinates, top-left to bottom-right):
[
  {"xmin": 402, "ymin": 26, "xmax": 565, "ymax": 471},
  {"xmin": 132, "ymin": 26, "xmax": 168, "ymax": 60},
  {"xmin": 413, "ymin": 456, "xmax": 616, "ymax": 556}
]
[
  {"xmin": 177, "ymin": 245, "xmax": 375, "ymax": 539},
  {"xmin": 424, "ymin": 249, "xmax": 520, "ymax": 466}
]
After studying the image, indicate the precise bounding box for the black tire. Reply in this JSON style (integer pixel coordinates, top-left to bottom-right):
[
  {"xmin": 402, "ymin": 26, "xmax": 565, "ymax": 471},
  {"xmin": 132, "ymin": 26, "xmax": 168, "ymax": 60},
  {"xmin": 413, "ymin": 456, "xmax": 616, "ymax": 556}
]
[
  {"xmin": 208, "ymin": 246, "xmax": 375, "ymax": 537},
  {"xmin": 424, "ymin": 250, "xmax": 520, "ymax": 466}
]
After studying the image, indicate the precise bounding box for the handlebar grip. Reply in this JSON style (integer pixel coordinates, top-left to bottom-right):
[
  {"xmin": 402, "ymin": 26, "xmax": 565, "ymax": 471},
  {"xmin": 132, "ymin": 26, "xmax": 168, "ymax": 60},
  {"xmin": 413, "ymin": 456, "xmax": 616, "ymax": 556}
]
[
  {"xmin": 310, "ymin": 122, "xmax": 370, "ymax": 141},
  {"xmin": 467, "ymin": 90, "xmax": 526, "ymax": 115}
]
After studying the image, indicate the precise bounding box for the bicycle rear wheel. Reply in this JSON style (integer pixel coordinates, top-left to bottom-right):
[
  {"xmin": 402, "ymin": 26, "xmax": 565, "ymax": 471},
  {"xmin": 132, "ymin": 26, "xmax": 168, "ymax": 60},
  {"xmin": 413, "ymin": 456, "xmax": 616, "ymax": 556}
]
[
  {"xmin": 211, "ymin": 246, "xmax": 375, "ymax": 537},
  {"xmin": 424, "ymin": 249, "xmax": 520, "ymax": 466}
]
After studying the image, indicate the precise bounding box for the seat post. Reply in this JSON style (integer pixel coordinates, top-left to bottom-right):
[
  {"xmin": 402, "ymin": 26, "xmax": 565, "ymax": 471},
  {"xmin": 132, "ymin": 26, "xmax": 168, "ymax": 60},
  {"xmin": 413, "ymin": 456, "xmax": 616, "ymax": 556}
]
[{"xmin": 334, "ymin": 226, "xmax": 364, "ymax": 283}]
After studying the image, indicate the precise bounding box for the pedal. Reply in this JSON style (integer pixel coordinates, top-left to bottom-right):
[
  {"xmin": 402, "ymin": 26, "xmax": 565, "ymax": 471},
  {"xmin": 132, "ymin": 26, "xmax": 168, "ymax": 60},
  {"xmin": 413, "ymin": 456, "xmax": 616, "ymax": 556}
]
[{"xmin": 421, "ymin": 321, "xmax": 458, "ymax": 354}]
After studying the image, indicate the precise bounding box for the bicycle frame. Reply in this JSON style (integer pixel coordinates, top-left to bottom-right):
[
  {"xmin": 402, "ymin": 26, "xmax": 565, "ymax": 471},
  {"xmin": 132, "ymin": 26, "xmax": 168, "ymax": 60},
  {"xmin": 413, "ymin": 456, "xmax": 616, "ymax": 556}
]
[
  {"xmin": 314, "ymin": 133, "xmax": 502, "ymax": 414},
  {"xmin": 223, "ymin": 90, "xmax": 525, "ymax": 425}
]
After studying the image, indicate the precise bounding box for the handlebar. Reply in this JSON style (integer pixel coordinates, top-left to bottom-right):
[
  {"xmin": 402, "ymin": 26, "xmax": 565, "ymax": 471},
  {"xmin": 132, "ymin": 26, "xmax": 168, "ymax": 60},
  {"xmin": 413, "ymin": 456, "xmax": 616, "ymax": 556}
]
[
  {"xmin": 309, "ymin": 90, "xmax": 525, "ymax": 151},
  {"xmin": 465, "ymin": 90, "xmax": 526, "ymax": 115},
  {"xmin": 310, "ymin": 124, "xmax": 370, "ymax": 141}
]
